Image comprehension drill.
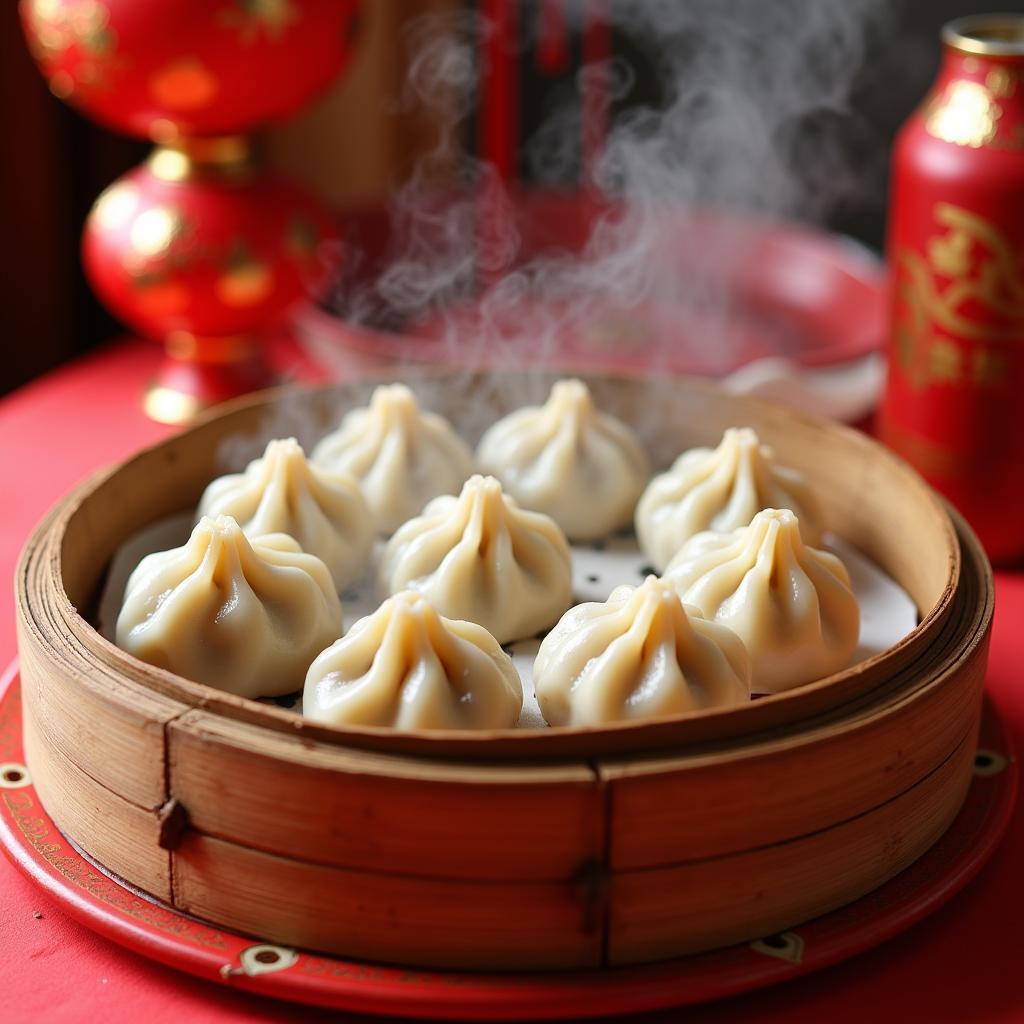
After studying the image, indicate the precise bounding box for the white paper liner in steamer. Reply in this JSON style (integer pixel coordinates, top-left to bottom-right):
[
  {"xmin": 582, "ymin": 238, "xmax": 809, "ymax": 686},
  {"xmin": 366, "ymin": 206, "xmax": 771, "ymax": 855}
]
[{"xmin": 98, "ymin": 512, "xmax": 918, "ymax": 730}]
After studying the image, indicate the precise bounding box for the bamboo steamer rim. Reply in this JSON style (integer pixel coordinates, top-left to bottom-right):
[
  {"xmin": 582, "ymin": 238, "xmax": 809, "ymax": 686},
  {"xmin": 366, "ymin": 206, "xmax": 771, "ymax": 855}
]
[{"xmin": 28, "ymin": 368, "xmax": 962, "ymax": 762}]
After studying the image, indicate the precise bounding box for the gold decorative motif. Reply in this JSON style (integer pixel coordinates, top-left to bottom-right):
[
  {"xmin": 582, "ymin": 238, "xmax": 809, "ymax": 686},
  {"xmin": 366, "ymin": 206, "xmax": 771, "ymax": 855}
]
[
  {"xmin": 131, "ymin": 275, "xmax": 191, "ymax": 319},
  {"xmin": 3, "ymin": 789, "xmax": 227, "ymax": 948},
  {"xmin": 893, "ymin": 203, "xmax": 1022, "ymax": 391},
  {"xmin": 23, "ymin": 0, "xmax": 115, "ymax": 61},
  {"xmin": 924, "ymin": 80, "xmax": 1002, "ymax": 147},
  {"xmin": 985, "ymin": 67, "xmax": 1016, "ymax": 98},
  {"xmin": 22, "ymin": 0, "xmax": 120, "ymax": 96},
  {"xmin": 218, "ymin": 0, "xmax": 300, "ymax": 44},
  {"xmin": 927, "ymin": 338, "xmax": 963, "ymax": 382},
  {"xmin": 216, "ymin": 242, "xmax": 273, "ymax": 307},
  {"xmin": 149, "ymin": 57, "xmax": 219, "ymax": 111}
]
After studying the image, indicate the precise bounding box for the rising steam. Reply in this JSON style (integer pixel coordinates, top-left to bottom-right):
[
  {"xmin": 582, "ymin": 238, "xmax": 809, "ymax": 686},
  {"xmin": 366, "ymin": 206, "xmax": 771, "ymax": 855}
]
[{"xmin": 315, "ymin": 0, "xmax": 889, "ymax": 375}]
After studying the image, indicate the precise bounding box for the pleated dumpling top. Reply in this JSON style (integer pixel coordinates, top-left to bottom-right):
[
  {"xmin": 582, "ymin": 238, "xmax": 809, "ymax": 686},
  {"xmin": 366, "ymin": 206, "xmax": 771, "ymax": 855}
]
[
  {"xmin": 197, "ymin": 437, "xmax": 373, "ymax": 590},
  {"xmin": 476, "ymin": 379, "xmax": 650, "ymax": 540},
  {"xmin": 303, "ymin": 591, "xmax": 522, "ymax": 730},
  {"xmin": 635, "ymin": 427, "xmax": 824, "ymax": 571},
  {"xmin": 533, "ymin": 576, "xmax": 750, "ymax": 727},
  {"xmin": 116, "ymin": 516, "xmax": 343, "ymax": 698},
  {"xmin": 665, "ymin": 508, "xmax": 859, "ymax": 693},
  {"xmin": 312, "ymin": 384, "xmax": 474, "ymax": 535},
  {"xmin": 379, "ymin": 474, "xmax": 573, "ymax": 645}
]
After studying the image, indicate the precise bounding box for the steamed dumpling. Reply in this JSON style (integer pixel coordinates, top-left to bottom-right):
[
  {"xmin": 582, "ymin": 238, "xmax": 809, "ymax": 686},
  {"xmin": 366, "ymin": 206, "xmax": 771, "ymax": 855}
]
[
  {"xmin": 635, "ymin": 427, "xmax": 824, "ymax": 571},
  {"xmin": 379, "ymin": 474, "xmax": 573, "ymax": 644},
  {"xmin": 116, "ymin": 516, "xmax": 343, "ymax": 698},
  {"xmin": 475, "ymin": 379, "xmax": 650, "ymax": 540},
  {"xmin": 303, "ymin": 591, "xmax": 522, "ymax": 730},
  {"xmin": 312, "ymin": 383, "xmax": 474, "ymax": 535},
  {"xmin": 197, "ymin": 437, "xmax": 373, "ymax": 590},
  {"xmin": 664, "ymin": 508, "xmax": 859, "ymax": 693},
  {"xmin": 534, "ymin": 576, "xmax": 750, "ymax": 727}
]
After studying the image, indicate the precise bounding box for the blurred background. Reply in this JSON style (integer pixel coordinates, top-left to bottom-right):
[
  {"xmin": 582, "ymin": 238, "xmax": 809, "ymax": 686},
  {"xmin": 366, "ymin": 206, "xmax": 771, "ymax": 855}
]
[{"xmin": 0, "ymin": 0, "xmax": 1014, "ymax": 395}]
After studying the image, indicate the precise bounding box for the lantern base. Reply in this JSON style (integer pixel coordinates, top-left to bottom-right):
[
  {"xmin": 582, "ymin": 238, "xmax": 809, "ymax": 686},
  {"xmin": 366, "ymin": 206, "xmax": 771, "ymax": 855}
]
[{"xmin": 144, "ymin": 336, "xmax": 276, "ymax": 424}]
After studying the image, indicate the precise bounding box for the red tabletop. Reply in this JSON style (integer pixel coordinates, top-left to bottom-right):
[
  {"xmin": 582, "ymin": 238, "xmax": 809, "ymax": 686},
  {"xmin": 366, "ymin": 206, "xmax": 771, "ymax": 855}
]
[{"xmin": 1, "ymin": 339, "xmax": 1021, "ymax": 1024}]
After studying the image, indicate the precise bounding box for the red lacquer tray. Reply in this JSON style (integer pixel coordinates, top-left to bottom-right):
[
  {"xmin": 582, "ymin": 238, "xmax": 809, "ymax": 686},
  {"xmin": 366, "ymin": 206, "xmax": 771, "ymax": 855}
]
[
  {"xmin": 300, "ymin": 197, "xmax": 886, "ymax": 380},
  {"xmin": 0, "ymin": 660, "xmax": 1015, "ymax": 1020}
]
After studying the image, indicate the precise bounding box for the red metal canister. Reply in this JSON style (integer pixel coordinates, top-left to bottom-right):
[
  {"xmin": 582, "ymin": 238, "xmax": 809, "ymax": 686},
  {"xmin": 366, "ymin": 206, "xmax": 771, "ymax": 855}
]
[{"xmin": 879, "ymin": 15, "xmax": 1024, "ymax": 563}]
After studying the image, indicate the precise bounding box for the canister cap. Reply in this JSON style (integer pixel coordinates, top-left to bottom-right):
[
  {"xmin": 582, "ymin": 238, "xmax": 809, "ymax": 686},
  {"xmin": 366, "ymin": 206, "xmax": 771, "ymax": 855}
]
[{"xmin": 943, "ymin": 15, "xmax": 1024, "ymax": 57}]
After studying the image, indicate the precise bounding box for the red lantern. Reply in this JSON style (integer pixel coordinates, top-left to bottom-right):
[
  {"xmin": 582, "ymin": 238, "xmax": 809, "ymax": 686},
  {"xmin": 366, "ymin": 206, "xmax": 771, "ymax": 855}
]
[
  {"xmin": 82, "ymin": 139, "xmax": 338, "ymax": 419},
  {"xmin": 20, "ymin": 0, "xmax": 362, "ymax": 140},
  {"xmin": 20, "ymin": 0, "xmax": 362, "ymax": 421},
  {"xmin": 84, "ymin": 141, "xmax": 336, "ymax": 340}
]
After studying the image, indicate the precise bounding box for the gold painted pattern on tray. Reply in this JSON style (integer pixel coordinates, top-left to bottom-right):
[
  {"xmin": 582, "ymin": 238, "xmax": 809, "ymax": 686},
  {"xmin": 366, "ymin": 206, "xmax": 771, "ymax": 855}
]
[{"xmin": 2, "ymin": 788, "xmax": 227, "ymax": 949}]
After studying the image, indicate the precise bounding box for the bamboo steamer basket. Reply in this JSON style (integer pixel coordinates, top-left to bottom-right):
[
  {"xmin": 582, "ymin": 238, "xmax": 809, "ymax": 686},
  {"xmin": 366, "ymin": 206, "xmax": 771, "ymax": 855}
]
[{"xmin": 15, "ymin": 371, "xmax": 990, "ymax": 971}]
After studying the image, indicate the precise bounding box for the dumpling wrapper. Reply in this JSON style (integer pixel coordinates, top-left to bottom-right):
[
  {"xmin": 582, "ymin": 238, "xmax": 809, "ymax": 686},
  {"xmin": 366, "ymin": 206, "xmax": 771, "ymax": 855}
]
[
  {"xmin": 379, "ymin": 474, "xmax": 573, "ymax": 645},
  {"xmin": 664, "ymin": 507, "xmax": 859, "ymax": 693},
  {"xmin": 197, "ymin": 437, "xmax": 373, "ymax": 590},
  {"xmin": 303, "ymin": 591, "xmax": 522, "ymax": 730},
  {"xmin": 312, "ymin": 383, "xmax": 474, "ymax": 535},
  {"xmin": 116, "ymin": 516, "xmax": 343, "ymax": 698},
  {"xmin": 534, "ymin": 576, "xmax": 750, "ymax": 727},
  {"xmin": 476, "ymin": 378, "xmax": 650, "ymax": 541},
  {"xmin": 635, "ymin": 426, "xmax": 825, "ymax": 571}
]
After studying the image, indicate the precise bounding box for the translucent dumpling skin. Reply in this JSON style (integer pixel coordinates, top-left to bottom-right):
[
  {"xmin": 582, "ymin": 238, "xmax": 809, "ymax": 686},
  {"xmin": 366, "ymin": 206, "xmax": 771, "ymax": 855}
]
[
  {"xmin": 665, "ymin": 508, "xmax": 859, "ymax": 693},
  {"xmin": 533, "ymin": 576, "xmax": 750, "ymax": 727},
  {"xmin": 116, "ymin": 516, "xmax": 343, "ymax": 698},
  {"xmin": 197, "ymin": 437, "xmax": 373, "ymax": 590},
  {"xmin": 635, "ymin": 427, "xmax": 824, "ymax": 571},
  {"xmin": 476, "ymin": 379, "xmax": 650, "ymax": 541},
  {"xmin": 312, "ymin": 384, "xmax": 474, "ymax": 535},
  {"xmin": 303, "ymin": 591, "xmax": 522, "ymax": 730},
  {"xmin": 379, "ymin": 475, "xmax": 573, "ymax": 645}
]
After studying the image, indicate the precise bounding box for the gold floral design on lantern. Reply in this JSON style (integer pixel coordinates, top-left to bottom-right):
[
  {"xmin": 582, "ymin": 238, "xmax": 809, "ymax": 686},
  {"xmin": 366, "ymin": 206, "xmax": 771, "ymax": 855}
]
[
  {"xmin": 148, "ymin": 57, "xmax": 219, "ymax": 111},
  {"xmin": 120, "ymin": 204, "xmax": 191, "ymax": 286},
  {"xmin": 131, "ymin": 273, "xmax": 191, "ymax": 317},
  {"xmin": 893, "ymin": 203, "xmax": 1023, "ymax": 390},
  {"xmin": 216, "ymin": 243, "xmax": 273, "ymax": 307},
  {"xmin": 924, "ymin": 80, "xmax": 1002, "ymax": 148},
  {"xmin": 218, "ymin": 0, "xmax": 300, "ymax": 45},
  {"xmin": 22, "ymin": 0, "xmax": 119, "ymax": 98}
]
